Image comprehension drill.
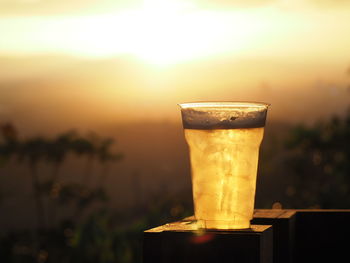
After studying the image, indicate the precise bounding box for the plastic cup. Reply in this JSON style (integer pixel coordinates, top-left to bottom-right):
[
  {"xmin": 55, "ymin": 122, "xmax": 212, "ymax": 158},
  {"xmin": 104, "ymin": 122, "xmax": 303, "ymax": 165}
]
[{"xmin": 179, "ymin": 102, "xmax": 269, "ymax": 229}]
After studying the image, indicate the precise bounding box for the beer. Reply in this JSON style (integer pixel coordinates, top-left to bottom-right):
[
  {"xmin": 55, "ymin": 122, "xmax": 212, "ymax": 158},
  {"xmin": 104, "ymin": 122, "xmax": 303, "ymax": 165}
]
[
  {"xmin": 180, "ymin": 102, "xmax": 269, "ymax": 229},
  {"xmin": 185, "ymin": 127, "xmax": 264, "ymax": 229}
]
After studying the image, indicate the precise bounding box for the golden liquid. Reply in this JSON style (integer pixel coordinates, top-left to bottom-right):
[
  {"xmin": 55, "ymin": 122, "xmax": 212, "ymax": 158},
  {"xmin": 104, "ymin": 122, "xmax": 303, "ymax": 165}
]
[{"xmin": 184, "ymin": 127, "xmax": 264, "ymax": 229}]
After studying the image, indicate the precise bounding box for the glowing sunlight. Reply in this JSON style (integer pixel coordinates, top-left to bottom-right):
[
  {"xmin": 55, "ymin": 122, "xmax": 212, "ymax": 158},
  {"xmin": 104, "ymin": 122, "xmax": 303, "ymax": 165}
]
[
  {"xmin": 0, "ymin": 0, "xmax": 268, "ymax": 66},
  {"xmin": 59, "ymin": 0, "xmax": 266, "ymax": 65}
]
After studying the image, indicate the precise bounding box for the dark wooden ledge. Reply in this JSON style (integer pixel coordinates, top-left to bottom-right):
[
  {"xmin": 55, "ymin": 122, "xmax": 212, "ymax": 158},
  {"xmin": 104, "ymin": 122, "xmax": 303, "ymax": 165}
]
[{"xmin": 143, "ymin": 209, "xmax": 350, "ymax": 263}]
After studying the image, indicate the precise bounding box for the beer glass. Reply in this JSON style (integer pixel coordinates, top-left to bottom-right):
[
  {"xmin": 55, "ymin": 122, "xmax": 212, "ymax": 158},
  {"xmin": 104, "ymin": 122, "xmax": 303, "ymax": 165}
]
[{"xmin": 179, "ymin": 102, "xmax": 269, "ymax": 229}]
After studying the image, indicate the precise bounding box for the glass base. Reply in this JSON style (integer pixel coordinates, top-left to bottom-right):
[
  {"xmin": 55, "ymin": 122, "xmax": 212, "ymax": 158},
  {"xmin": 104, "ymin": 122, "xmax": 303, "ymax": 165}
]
[{"xmin": 196, "ymin": 219, "xmax": 251, "ymax": 230}]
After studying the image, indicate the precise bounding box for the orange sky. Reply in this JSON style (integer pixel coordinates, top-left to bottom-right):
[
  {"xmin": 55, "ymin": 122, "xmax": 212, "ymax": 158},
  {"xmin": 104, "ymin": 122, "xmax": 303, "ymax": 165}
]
[
  {"xmin": 1, "ymin": 1, "xmax": 350, "ymax": 229},
  {"xmin": 0, "ymin": 0, "xmax": 350, "ymax": 133},
  {"xmin": 1, "ymin": 0, "xmax": 350, "ymax": 64}
]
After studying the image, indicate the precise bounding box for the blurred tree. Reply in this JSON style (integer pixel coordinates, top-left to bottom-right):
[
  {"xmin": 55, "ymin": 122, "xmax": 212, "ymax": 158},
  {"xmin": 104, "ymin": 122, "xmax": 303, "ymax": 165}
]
[
  {"xmin": 17, "ymin": 136, "xmax": 49, "ymax": 231},
  {"xmin": 47, "ymin": 131, "xmax": 77, "ymax": 181},
  {"xmin": 70, "ymin": 133, "xmax": 97, "ymax": 186},
  {"xmin": 0, "ymin": 124, "xmax": 126, "ymax": 263},
  {"xmin": 285, "ymin": 110, "xmax": 350, "ymax": 208},
  {"xmin": 0, "ymin": 122, "xmax": 18, "ymax": 165},
  {"xmin": 95, "ymin": 137, "xmax": 123, "ymax": 187},
  {"xmin": 46, "ymin": 131, "xmax": 77, "ymax": 227},
  {"xmin": 0, "ymin": 123, "xmax": 18, "ymax": 205}
]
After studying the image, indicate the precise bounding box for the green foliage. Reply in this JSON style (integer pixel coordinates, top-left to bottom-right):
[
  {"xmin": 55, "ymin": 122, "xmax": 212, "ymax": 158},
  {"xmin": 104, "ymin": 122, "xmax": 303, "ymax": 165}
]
[
  {"xmin": 4, "ymin": 109, "xmax": 349, "ymax": 263},
  {"xmin": 0, "ymin": 122, "xmax": 193, "ymax": 263},
  {"xmin": 284, "ymin": 111, "xmax": 350, "ymax": 208},
  {"xmin": 0, "ymin": 123, "xmax": 18, "ymax": 165},
  {"xmin": 46, "ymin": 131, "xmax": 77, "ymax": 164},
  {"xmin": 0, "ymin": 123, "xmax": 127, "ymax": 263}
]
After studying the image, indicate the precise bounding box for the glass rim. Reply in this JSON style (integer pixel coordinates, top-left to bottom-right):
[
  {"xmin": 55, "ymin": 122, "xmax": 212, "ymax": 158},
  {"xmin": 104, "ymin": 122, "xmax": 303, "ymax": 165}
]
[{"xmin": 178, "ymin": 101, "xmax": 270, "ymax": 109}]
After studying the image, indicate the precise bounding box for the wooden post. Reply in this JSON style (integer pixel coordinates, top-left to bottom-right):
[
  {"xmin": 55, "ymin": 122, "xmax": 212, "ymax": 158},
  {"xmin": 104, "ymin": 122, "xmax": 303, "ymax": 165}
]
[
  {"xmin": 252, "ymin": 209, "xmax": 296, "ymax": 263},
  {"xmin": 294, "ymin": 210, "xmax": 350, "ymax": 263},
  {"xmin": 143, "ymin": 210, "xmax": 350, "ymax": 263},
  {"xmin": 143, "ymin": 218, "xmax": 273, "ymax": 263}
]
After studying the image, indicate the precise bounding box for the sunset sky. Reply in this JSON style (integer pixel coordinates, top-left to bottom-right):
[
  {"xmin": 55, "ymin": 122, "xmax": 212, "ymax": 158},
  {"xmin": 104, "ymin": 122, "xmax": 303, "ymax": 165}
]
[
  {"xmin": 1, "ymin": 0, "xmax": 350, "ymax": 229},
  {"xmin": 1, "ymin": 0, "xmax": 350, "ymax": 133},
  {"xmin": 1, "ymin": 0, "xmax": 350, "ymax": 64}
]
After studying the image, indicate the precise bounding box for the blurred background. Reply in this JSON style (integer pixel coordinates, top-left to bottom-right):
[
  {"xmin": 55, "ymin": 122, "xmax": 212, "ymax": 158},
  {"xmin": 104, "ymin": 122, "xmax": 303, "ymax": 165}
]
[{"xmin": 1, "ymin": 0, "xmax": 350, "ymax": 262}]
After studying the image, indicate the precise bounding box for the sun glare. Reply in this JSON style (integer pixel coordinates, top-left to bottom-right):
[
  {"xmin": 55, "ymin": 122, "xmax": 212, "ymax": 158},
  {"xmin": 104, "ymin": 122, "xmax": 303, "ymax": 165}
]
[
  {"xmin": 49, "ymin": 0, "xmax": 266, "ymax": 66},
  {"xmin": 1, "ymin": 1, "xmax": 350, "ymax": 66},
  {"xmin": 0, "ymin": 0, "xmax": 271, "ymax": 66},
  {"xmin": 70, "ymin": 0, "xmax": 233, "ymax": 65},
  {"xmin": 93, "ymin": 1, "xmax": 266, "ymax": 65}
]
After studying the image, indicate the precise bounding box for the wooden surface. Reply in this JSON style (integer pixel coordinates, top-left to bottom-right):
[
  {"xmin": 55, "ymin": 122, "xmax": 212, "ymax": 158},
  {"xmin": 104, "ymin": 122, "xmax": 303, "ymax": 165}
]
[
  {"xmin": 144, "ymin": 218, "xmax": 273, "ymax": 263},
  {"xmin": 143, "ymin": 210, "xmax": 350, "ymax": 263},
  {"xmin": 253, "ymin": 209, "xmax": 350, "ymax": 263},
  {"xmin": 293, "ymin": 210, "xmax": 350, "ymax": 263},
  {"xmin": 252, "ymin": 209, "xmax": 296, "ymax": 263}
]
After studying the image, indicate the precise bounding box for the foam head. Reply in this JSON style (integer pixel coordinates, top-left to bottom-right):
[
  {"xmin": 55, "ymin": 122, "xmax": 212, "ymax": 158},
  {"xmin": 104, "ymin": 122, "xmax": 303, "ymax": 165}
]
[{"xmin": 179, "ymin": 102, "xmax": 269, "ymax": 129}]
